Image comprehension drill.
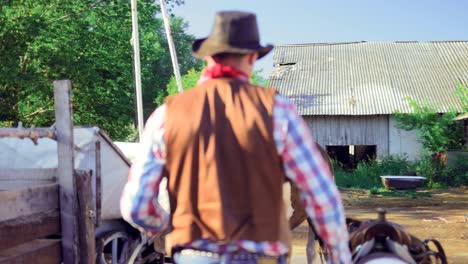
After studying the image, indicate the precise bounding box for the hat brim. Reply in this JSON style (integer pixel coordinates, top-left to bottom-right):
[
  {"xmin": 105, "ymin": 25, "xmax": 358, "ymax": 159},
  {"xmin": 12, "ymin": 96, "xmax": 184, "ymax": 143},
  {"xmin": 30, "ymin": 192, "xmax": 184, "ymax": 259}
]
[{"xmin": 192, "ymin": 37, "xmax": 273, "ymax": 60}]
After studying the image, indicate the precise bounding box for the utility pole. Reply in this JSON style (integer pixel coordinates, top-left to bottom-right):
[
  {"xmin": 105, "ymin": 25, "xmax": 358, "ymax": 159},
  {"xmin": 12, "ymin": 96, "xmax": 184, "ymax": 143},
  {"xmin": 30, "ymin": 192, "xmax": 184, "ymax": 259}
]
[
  {"xmin": 130, "ymin": 0, "xmax": 144, "ymax": 140},
  {"xmin": 159, "ymin": 0, "xmax": 184, "ymax": 94}
]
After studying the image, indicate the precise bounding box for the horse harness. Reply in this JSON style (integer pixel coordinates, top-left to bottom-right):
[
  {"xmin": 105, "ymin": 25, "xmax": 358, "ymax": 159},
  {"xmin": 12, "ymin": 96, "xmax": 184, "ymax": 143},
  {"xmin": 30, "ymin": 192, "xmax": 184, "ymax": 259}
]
[{"xmin": 347, "ymin": 209, "xmax": 448, "ymax": 264}]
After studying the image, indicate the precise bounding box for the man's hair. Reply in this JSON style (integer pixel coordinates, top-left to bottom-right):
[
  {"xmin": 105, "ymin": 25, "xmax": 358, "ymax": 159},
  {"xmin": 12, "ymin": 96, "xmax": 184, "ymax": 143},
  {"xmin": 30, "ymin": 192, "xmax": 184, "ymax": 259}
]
[{"xmin": 212, "ymin": 52, "xmax": 248, "ymax": 61}]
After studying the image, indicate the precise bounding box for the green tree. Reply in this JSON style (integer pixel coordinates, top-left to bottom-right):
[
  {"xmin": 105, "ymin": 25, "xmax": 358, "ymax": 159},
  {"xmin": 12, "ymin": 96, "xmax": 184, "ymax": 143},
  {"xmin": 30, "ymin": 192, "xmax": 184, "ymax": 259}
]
[
  {"xmin": 156, "ymin": 67, "xmax": 269, "ymax": 105},
  {"xmin": 251, "ymin": 69, "xmax": 269, "ymax": 87},
  {"xmin": 454, "ymin": 83, "xmax": 468, "ymax": 113},
  {"xmin": 394, "ymin": 85, "xmax": 467, "ymax": 153},
  {"xmin": 154, "ymin": 67, "xmax": 201, "ymax": 105},
  {"xmin": 167, "ymin": 68, "xmax": 201, "ymax": 94},
  {"xmin": 141, "ymin": 16, "xmax": 203, "ymax": 116},
  {"xmin": 0, "ymin": 0, "xmax": 200, "ymax": 140}
]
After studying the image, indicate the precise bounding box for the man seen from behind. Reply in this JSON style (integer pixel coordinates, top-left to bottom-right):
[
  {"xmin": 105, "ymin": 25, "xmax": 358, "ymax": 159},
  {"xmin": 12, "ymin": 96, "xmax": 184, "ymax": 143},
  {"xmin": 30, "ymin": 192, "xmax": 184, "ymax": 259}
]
[{"xmin": 120, "ymin": 10, "xmax": 352, "ymax": 264}]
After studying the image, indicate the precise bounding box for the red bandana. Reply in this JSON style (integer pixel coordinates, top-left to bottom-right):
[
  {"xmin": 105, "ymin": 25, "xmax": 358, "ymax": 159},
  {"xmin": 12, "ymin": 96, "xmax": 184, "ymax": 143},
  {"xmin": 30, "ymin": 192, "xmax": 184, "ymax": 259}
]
[{"xmin": 197, "ymin": 63, "xmax": 249, "ymax": 85}]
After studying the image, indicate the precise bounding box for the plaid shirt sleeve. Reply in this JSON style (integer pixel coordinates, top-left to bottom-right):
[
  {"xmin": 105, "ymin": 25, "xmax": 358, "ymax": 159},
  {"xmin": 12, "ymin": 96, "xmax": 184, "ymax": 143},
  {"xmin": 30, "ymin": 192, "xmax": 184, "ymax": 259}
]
[
  {"xmin": 120, "ymin": 104, "xmax": 169, "ymax": 234},
  {"xmin": 273, "ymin": 95, "xmax": 352, "ymax": 264}
]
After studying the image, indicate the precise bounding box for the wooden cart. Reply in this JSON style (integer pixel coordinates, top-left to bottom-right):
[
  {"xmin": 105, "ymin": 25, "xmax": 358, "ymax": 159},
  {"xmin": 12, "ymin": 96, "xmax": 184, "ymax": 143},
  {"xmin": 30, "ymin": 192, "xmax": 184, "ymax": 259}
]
[{"xmin": 0, "ymin": 80, "xmax": 167, "ymax": 264}]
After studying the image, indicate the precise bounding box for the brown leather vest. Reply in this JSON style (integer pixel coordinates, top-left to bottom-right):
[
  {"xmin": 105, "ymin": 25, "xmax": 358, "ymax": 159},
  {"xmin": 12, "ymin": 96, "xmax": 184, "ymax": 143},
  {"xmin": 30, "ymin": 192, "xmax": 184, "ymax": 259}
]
[{"xmin": 163, "ymin": 78, "xmax": 291, "ymax": 250}]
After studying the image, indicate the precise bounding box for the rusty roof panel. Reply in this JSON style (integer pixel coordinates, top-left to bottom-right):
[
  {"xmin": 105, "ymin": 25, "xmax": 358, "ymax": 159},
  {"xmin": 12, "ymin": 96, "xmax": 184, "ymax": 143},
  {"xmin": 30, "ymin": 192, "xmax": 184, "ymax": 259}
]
[{"xmin": 269, "ymin": 41, "xmax": 468, "ymax": 115}]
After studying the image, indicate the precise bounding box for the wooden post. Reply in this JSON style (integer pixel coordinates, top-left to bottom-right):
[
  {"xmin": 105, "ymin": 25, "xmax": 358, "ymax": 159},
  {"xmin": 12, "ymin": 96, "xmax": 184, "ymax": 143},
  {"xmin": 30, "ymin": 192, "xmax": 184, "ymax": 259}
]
[
  {"xmin": 54, "ymin": 80, "xmax": 79, "ymax": 264},
  {"xmin": 76, "ymin": 169, "xmax": 96, "ymax": 264},
  {"xmin": 95, "ymin": 141, "xmax": 102, "ymax": 227}
]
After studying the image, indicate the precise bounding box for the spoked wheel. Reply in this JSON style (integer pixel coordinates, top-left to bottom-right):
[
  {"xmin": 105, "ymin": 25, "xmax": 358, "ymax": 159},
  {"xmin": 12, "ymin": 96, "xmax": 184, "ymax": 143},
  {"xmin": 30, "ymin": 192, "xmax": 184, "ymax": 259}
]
[
  {"xmin": 96, "ymin": 230, "xmax": 165, "ymax": 264},
  {"xmin": 96, "ymin": 231, "xmax": 138, "ymax": 264}
]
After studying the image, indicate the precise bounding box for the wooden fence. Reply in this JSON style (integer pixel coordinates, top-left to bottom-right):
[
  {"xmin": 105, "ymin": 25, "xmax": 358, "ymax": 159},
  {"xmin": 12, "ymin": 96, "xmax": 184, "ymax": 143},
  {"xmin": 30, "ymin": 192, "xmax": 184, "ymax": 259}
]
[{"xmin": 0, "ymin": 80, "xmax": 96, "ymax": 264}]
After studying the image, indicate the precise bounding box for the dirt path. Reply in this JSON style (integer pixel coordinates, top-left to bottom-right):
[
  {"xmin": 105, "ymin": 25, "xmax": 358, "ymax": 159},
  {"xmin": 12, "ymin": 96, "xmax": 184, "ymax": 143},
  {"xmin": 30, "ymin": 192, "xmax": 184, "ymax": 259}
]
[{"xmin": 291, "ymin": 187, "xmax": 468, "ymax": 263}]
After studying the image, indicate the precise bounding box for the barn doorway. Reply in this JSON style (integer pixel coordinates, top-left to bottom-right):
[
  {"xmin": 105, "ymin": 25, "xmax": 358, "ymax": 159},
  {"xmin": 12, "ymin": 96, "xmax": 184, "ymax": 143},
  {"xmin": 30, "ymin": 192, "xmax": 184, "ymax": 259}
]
[{"xmin": 326, "ymin": 145, "xmax": 377, "ymax": 169}]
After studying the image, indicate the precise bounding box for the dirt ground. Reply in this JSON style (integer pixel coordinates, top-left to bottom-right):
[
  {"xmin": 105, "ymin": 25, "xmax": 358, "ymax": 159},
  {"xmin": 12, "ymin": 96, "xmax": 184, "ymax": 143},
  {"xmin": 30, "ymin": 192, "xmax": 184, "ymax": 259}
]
[{"xmin": 291, "ymin": 187, "xmax": 468, "ymax": 263}]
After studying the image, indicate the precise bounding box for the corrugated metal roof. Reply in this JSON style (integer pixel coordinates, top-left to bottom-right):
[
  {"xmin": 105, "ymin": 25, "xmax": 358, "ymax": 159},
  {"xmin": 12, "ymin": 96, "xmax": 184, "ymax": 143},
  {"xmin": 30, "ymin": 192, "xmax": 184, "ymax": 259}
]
[
  {"xmin": 269, "ymin": 41, "xmax": 468, "ymax": 115},
  {"xmin": 453, "ymin": 113, "xmax": 468, "ymax": 121}
]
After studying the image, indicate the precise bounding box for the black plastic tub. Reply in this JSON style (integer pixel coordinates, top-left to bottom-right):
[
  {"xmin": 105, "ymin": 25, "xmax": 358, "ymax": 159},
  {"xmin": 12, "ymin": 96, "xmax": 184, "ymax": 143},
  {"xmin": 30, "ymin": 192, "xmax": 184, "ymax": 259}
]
[{"xmin": 380, "ymin": 176, "xmax": 426, "ymax": 190}]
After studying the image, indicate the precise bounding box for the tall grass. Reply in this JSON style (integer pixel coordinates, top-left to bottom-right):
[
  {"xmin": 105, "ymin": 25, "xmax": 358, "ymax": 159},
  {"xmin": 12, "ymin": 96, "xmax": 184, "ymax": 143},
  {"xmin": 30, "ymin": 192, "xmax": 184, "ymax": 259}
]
[
  {"xmin": 334, "ymin": 155, "xmax": 417, "ymax": 189},
  {"xmin": 333, "ymin": 154, "xmax": 467, "ymax": 189},
  {"xmin": 416, "ymin": 154, "xmax": 468, "ymax": 187}
]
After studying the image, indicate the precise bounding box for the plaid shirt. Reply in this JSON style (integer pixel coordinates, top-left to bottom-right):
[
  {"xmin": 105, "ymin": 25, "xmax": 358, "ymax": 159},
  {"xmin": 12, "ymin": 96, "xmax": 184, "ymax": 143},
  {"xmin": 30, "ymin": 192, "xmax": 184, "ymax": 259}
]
[{"xmin": 120, "ymin": 93, "xmax": 351, "ymax": 264}]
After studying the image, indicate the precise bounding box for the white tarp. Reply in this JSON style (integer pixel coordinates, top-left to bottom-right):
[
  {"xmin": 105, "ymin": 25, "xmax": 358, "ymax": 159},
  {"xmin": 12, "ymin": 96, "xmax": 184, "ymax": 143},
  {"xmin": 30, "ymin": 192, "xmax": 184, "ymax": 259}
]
[{"xmin": 113, "ymin": 141, "xmax": 170, "ymax": 214}]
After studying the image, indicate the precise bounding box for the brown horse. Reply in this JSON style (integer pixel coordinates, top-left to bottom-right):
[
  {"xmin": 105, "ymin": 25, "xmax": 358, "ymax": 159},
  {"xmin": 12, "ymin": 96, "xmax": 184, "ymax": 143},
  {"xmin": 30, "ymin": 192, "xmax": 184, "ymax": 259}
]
[{"xmin": 283, "ymin": 145, "xmax": 448, "ymax": 264}]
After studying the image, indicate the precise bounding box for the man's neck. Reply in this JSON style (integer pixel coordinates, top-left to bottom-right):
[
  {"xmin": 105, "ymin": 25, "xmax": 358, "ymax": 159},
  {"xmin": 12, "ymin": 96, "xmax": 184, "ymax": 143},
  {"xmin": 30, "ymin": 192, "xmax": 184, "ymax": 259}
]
[{"xmin": 207, "ymin": 58, "xmax": 251, "ymax": 77}]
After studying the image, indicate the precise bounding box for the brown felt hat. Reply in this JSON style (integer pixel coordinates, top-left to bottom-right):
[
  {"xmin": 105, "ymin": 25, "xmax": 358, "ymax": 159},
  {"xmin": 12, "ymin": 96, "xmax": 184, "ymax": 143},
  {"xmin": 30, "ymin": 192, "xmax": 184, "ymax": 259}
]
[{"xmin": 192, "ymin": 11, "xmax": 273, "ymax": 60}]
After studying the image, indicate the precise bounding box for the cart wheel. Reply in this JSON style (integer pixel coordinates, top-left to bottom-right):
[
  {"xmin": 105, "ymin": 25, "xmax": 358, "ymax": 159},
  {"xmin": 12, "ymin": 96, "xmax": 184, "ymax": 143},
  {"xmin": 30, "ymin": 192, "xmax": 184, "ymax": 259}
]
[
  {"xmin": 96, "ymin": 230, "xmax": 165, "ymax": 264},
  {"xmin": 96, "ymin": 230, "xmax": 138, "ymax": 264}
]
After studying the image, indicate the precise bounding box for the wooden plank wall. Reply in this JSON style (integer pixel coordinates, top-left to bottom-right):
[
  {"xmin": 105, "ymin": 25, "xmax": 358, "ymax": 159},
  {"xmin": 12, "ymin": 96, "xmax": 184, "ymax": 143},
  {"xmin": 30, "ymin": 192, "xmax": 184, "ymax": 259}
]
[
  {"xmin": 0, "ymin": 183, "xmax": 61, "ymax": 263},
  {"xmin": 0, "ymin": 168, "xmax": 57, "ymax": 191},
  {"xmin": 0, "ymin": 240, "xmax": 61, "ymax": 264},
  {"xmin": 0, "ymin": 171, "xmax": 96, "ymax": 264},
  {"xmin": 0, "ymin": 182, "xmax": 58, "ymax": 222},
  {"xmin": 0, "ymin": 80, "xmax": 97, "ymax": 264},
  {"xmin": 305, "ymin": 115, "xmax": 390, "ymax": 157}
]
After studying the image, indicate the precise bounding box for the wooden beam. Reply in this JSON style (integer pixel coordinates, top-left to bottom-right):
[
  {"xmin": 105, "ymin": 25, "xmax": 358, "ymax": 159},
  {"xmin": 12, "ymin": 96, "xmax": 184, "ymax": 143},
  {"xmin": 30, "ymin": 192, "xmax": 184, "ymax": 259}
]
[
  {"xmin": 0, "ymin": 168, "xmax": 57, "ymax": 181},
  {"xmin": 95, "ymin": 141, "xmax": 102, "ymax": 227},
  {"xmin": 0, "ymin": 239, "xmax": 61, "ymax": 264},
  {"xmin": 0, "ymin": 127, "xmax": 56, "ymax": 144},
  {"xmin": 0, "ymin": 168, "xmax": 57, "ymax": 191},
  {"xmin": 0, "ymin": 210, "xmax": 60, "ymax": 251},
  {"xmin": 54, "ymin": 80, "xmax": 79, "ymax": 264},
  {"xmin": 0, "ymin": 180, "xmax": 55, "ymax": 191},
  {"xmin": 0, "ymin": 183, "xmax": 59, "ymax": 222},
  {"xmin": 75, "ymin": 169, "xmax": 96, "ymax": 264}
]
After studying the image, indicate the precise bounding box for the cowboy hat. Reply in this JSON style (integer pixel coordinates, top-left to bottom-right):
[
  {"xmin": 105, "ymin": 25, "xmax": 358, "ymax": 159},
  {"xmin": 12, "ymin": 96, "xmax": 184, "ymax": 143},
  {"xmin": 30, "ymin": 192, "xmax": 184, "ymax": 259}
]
[{"xmin": 192, "ymin": 11, "xmax": 273, "ymax": 59}]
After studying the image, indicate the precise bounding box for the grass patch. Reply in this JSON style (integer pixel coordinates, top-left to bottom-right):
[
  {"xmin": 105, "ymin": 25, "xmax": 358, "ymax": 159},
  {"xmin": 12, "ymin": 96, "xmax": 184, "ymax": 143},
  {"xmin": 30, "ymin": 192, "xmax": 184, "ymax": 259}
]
[
  {"xmin": 334, "ymin": 155, "xmax": 417, "ymax": 189},
  {"xmin": 333, "ymin": 154, "xmax": 467, "ymax": 190},
  {"xmin": 368, "ymin": 187, "xmax": 432, "ymax": 198}
]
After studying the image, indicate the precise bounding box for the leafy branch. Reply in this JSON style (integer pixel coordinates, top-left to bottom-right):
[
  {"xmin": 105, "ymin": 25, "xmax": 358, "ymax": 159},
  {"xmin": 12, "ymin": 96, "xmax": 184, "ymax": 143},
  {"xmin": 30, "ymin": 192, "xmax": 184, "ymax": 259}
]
[{"xmin": 394, "ymin": 84, "xmax": 467, "ymax": 153}]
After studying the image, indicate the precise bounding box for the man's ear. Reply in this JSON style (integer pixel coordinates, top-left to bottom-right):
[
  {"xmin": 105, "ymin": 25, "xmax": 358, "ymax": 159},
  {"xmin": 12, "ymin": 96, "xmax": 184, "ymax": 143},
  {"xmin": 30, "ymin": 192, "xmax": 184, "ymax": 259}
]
[
  {"xmin": 247, "ymin": 52, "xmax": 258, "ymax": 65},
  {"xmin": 205, "ymin": 56, "xmax": 216, "ymax": 66}
]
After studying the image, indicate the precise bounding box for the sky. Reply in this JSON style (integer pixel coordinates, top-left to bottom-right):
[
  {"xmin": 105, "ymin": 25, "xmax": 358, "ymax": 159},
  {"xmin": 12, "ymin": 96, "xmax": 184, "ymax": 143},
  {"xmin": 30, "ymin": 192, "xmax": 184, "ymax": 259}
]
[{"xmin": 170, "ymin": 0, "xmax": 468, "ymax": 77}]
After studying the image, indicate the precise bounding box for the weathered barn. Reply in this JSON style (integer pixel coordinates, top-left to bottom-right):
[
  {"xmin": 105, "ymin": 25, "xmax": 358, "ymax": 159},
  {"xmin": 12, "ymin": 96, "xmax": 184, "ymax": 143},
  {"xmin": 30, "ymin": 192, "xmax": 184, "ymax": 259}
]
[
  {"xmin": 453, "ymin": 113, "xmax": 468, "ymax": 146},
  {"xmin": 269, "ymin": 41, "xmax": 468, "ymax": 163}
]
